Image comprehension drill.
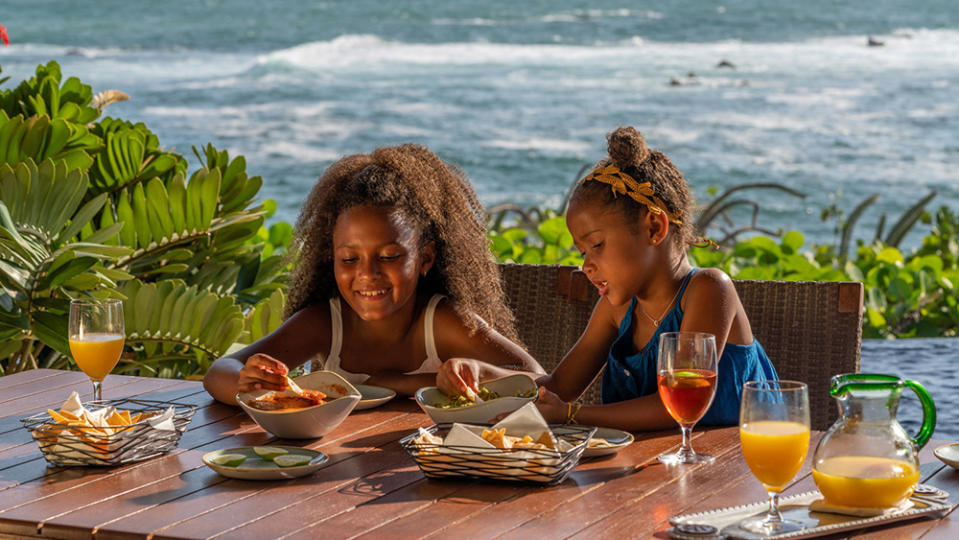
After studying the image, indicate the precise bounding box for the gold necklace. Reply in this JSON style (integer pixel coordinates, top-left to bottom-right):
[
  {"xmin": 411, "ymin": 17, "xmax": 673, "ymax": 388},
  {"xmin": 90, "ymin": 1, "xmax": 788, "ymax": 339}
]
[{"xmin": 638, "ymin": 283, "xmax": 683, "ymax": 328}]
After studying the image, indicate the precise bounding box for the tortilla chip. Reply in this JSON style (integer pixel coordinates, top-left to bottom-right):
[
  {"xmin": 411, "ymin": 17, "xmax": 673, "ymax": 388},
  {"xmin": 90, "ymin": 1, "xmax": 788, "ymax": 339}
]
[
  {"xmin": 47, "ymin": 409, "xmax": 75, "ymax": 424},
  {"xmin": 535, "ymin": 431, "xmax": 556, "ymax": 450},
  {"xmin": 481, "ymin": 428, "xmax": 511, "ymax": 449}
]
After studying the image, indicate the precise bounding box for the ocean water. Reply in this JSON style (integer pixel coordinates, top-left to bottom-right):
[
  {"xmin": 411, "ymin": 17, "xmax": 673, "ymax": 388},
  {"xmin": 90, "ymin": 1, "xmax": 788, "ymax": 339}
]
[
  {"xmin": 2, "ymin": 2, "xmax": 958, "ymax": 437},
  {"xmin": 2, "ymin": 0, "xmax": 959, "ymax": 249},
  {"xmin": 862, "ymin": 338, "xmax": 959, "ymax": 441}
]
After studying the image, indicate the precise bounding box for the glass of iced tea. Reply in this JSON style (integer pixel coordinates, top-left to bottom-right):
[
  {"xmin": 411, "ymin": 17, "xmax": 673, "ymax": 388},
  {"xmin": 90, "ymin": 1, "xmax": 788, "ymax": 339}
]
[
  {"xmin": 739, "ymin": 380, "xmax": 810, "ymax": 535},
  {"xmin": 69, "ymin": 298, "xmax": 124, "ymax": 402},
  {"xmin": 656, "ymin": 331, "xmax": 718, "ymax": 465}
]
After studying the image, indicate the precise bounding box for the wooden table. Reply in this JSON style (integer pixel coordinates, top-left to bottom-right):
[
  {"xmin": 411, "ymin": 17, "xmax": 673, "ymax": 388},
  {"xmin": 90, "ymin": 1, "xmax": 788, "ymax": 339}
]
[{"xmin": 0, "ymin": 369, "xmax": 956, "ymax": 539}]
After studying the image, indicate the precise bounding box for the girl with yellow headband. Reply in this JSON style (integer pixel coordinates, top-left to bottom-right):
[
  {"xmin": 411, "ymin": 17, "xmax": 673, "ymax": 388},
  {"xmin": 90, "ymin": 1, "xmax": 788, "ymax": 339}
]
[{"xmin": 438, "ymin": 126, "xmax": 777, "ymax": 431}]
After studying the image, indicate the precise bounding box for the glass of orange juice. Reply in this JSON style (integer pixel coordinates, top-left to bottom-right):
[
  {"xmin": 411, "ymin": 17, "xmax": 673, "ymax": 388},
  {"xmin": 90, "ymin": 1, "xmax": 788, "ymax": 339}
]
[
  {"xmin": 69, "ymin": 298, "xmax": 124, "ymax": 402},
  {"xmin": 739, "ymin": 380, "xmax": 810, "ymax": 535}
]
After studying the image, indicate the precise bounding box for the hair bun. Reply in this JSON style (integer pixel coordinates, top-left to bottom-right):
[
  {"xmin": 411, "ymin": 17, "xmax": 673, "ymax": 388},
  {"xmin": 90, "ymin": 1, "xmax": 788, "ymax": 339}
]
[{"xmin": 607, "ymin": 126, "xmax": 650, "ymax": 168}]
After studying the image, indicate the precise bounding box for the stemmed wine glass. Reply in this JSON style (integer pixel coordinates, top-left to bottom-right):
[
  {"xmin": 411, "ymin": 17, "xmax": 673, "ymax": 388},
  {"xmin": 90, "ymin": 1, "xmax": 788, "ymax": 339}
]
[
  {"xmin": 656, "ymin": 331, "xmax": 719, "ymax": 465},
  {"xmin": 68, "ymin": 298, "xmax": 124, "ymax": 402},
  {"xmin": 738, "ymin": 380, "xmax": 810, "ymax": 535}
]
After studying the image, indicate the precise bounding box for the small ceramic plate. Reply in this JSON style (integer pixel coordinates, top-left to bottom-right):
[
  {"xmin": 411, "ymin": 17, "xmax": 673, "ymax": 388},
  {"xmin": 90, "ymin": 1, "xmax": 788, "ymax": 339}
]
[
  {"xmin": 355, "ymin": 384, "xmax": 396, "ymax": 410},
  {"xmin": 934, "ymin": 442, "xmax": 959, "ymax": 470},
  {"xmin": 203, "ymin": 446, "xmax": 329, "ymax": 480},
  {"xmin": 582, "ymin": 427, "xmax": 634, "ymax": 458}
]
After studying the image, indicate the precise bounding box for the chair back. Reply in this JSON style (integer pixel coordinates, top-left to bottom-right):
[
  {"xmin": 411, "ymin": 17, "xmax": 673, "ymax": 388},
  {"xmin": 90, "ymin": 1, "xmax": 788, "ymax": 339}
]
[
  {"xmin": 498, "ymin": 263, "xmax": 863, "ymax": 430},
  {"xmin": 733, "ymin": 279, "xmax": 862, "ymax": 430},
  {"xmin": 497, "ymin": 263, "xmax": 603, "ymax": 404}
]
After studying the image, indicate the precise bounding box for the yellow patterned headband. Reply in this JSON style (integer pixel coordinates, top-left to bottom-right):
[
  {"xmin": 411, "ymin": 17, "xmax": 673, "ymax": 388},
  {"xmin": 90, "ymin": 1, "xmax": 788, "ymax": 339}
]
[{"xmin": 579, "ymin": 164, "xmax": 683, "ymax": 225}]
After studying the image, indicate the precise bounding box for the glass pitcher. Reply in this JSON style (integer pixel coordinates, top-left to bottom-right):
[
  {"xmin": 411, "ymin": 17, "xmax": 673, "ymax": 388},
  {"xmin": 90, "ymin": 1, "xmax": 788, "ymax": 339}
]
[{"xmin": 812, "ymin": 373, "xmax": 936, "ymax": 508}]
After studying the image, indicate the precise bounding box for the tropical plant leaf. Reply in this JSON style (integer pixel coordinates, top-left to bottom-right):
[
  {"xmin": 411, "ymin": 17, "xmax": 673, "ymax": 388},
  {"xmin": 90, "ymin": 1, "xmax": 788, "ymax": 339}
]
[
  {"xmin": 885, "ymin": 191, "xmax": 937, "ymax": 248},
  {"xmin": 122, "ymin": 280, "xmax": 244, "ymax": 359},
  {"xmin": 0, "ymin": 158, "xmax": 88, "ymax": 243},
  {"xmin": 839, "ymin": 194, "xmax": 879, "ymax": 261}
]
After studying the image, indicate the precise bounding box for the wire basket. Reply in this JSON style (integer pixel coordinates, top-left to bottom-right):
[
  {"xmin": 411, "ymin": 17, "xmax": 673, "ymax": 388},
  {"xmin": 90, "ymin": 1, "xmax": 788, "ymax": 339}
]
[
  {"xmin": 399, "ymin": 423, "xmax": 596, "ymax": 485},
  {"xmin": 20, "ymin": 398, "xmax": 197, "ymax": 467}
]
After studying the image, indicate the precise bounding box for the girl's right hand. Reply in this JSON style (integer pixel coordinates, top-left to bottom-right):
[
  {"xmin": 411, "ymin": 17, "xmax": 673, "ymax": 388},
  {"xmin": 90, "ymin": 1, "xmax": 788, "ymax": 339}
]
[
  {"xmin": 436, "ymin": 357, "xmax": 482, "ymax": 398},
  {"xmin": 237, "ymin": 353, "xmax": 289, "ymax": 393}
]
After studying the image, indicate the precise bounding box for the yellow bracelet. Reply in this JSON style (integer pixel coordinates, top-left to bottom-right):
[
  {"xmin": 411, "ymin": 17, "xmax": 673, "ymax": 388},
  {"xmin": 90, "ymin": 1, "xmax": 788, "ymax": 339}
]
[{"xmin": 566, "ymin": 401, "xmax": 583, "ymax": 424}]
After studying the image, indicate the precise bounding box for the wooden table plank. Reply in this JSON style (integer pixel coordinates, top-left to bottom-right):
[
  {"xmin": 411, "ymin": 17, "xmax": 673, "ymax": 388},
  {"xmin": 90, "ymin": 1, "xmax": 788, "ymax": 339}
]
[
  {"xmin": 486, "ymin": 428, "xmax": 741, "ymax": 539},
  {"xmin": 97, "ymin": 405, "xmax": 429, "ymax": 539},
  {"xmin": 147, "ymin": 408, "xmax": 432, "ymax": 539},
  {"xmin": 0, "ymin": 371, "xmax": 956, "ymax": 540},
  {"xmin": 416, "ymin": 430, "xmax": 686, "ymax": 540},
  {"xmin": 0, "ymin": 370, "xmax": 89, "ymax": 404},
  {"xmin": 0, "ymin": 384, "xmax": 208, "ymax": 493},
  {"xmin": 0, "ymin": 374, "xmax": 195, "ymax": 436},
  {"xmin": 580, "ymin": 432, "xmax": 823, "ymax": 539}
]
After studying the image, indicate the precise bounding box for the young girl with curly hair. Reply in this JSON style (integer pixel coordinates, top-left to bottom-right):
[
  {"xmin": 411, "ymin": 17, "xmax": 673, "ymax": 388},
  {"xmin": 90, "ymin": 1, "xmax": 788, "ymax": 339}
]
[
  {"xmin": 439, "ymin": 127, "xmax": 777, "ymax": 430},
  {"xmin": 205, "ymin": 144, "xmax": 543, "ymax": 405}
]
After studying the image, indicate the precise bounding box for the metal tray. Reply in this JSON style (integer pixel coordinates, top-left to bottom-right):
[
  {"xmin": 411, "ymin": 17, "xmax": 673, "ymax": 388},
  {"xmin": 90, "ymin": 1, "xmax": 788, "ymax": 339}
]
[{"xmin": 667, "ymin": 486, "xmax": 951, "ymax": 539}]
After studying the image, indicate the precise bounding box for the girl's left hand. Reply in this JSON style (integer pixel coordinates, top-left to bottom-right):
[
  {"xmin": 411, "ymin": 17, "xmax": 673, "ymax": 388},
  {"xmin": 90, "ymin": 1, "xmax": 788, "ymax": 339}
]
[{"xmin": 533, "ymin": 386, "xmax": 568, "ymax": 424}]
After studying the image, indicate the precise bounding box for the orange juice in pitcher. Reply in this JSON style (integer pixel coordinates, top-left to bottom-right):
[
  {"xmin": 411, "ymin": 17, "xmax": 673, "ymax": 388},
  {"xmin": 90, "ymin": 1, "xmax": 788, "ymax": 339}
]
[{"xmin": 812, "ymin": 373, "xmax": 935, "ymax": 508}]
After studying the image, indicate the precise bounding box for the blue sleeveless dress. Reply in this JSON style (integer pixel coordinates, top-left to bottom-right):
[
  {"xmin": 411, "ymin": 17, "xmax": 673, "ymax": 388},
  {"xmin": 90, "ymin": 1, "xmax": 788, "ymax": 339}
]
[{"xmin": 601, "ymin": 268, "xmax": 778, "ymax": 426}]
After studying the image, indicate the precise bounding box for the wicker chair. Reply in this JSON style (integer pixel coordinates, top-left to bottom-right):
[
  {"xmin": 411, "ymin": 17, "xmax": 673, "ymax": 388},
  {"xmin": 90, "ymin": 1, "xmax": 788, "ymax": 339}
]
[{"xmin": 498, "ymin": 263, "xmax": 863, "ymax": 430}]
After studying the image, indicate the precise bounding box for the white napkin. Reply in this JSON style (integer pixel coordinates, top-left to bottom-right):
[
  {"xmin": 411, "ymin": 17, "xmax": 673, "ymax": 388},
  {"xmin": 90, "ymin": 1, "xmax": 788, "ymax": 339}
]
[{"xmin": 148, "ymin": 406, "xmax": 177, "ymax": 431}]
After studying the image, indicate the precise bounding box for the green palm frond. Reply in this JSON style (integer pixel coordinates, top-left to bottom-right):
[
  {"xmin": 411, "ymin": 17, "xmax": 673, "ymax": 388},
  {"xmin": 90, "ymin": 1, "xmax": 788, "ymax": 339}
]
[
  {"xmin": 244, "ymin": 289, "xmax": 286, "ymax": 343},
  {"xmin": 88, "ymin": 118, "xmax": 184, "ymax": 195},
  {"xmin": 0, "ymin": 112, "xmax": 97, "ymax": 170},
  {"xmin": 0, "ymin": 62, "xmax": 99, "ymax": 123},
  {"xmin": 121, "ymin": 279, "xmax": 245, "ymax": 360},
  {"xmin": 194, "ymin": 144, "xmax": 264, "ymax": 214}
]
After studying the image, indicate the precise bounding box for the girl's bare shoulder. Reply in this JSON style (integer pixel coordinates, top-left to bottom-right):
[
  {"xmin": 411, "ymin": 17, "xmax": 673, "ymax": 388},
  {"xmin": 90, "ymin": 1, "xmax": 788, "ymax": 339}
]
[
  {"xmin": 280, "ymin": 301, "xmax": 334, "ymax": 347},
  {"xmin": 430, "ymin": 296, "xmax": 480, "ymax": 336},
  {"xmin": 684, "ymin": 268, "xmax": 739, "ymax": 306}
]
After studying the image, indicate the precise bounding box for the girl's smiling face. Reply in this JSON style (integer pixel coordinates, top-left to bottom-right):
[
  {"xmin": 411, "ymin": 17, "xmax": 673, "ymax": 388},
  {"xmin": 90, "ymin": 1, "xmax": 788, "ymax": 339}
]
[
  {"xmin": 566, "ymin": 198, "xmax": 660, "ymax": 306},
  {"xmin": 333, "ymin": 205, "xmax": 434, "ymax": 321}
]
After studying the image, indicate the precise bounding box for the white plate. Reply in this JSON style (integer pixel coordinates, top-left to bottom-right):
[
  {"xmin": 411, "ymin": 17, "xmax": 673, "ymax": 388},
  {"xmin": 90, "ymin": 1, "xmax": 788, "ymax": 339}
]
[
  {"xmin": 354, "ymin": 384, "xmax": 397, "ymax": 410},
  {"xmin": 582, "ymin": 427, "xmax": 634, "ymax": 458},
  {"xmin": 934, "ymin": 442, "xmax": 959, "ymax": 469},
  {"xmin": 203, "ymin": 446, "xmax": 329, "ymax": 480}
]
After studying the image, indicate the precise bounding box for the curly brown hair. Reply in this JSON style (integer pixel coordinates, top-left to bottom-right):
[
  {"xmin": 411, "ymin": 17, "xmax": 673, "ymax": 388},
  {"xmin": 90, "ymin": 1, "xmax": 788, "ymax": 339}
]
[
  {"xmin": 285, "ymin": 143, "xmax": 518, "ymax": 341},
  {"xmin": 571, "ymin": 126, "xmax": 697, "ymax": 246}
]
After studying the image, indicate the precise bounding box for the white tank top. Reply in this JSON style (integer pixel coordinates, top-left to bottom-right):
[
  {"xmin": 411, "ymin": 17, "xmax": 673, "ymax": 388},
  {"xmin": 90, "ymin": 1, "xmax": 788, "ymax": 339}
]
[{"xmin": 314, "ymin": 294, "xmax": 445, "ymax": 385}]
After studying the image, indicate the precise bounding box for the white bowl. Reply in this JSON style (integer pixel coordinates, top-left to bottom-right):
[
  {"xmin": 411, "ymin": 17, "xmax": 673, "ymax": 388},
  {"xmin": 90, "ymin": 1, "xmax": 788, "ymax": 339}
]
[
  {"xmin": 237, "ymin": 371, "xmax": 361, "ymax": 439},
  {"xmin": 935, "ymin": 442, "xmax": 959, "ymax": 470},
  {"xmin": 415, "ymin": 374, "xmax": 537, "ymax": 424}
]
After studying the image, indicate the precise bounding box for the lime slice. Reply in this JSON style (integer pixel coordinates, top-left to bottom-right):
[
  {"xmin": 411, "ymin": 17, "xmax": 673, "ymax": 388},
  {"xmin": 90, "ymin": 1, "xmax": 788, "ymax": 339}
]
[
  {"xmin": 253, "ymin": 446, "xmax": 288, "ymax": 461},
  {"xmin": 273, "ymin": 454, "xmax": 312, "ymax": 468},
  {"xmin": 211, "ymin": 454, "xmax": 247, "ymax": 467},
  {"xmin": 673, "ymin": 371, "xmax": 701, "ymax": 378}
]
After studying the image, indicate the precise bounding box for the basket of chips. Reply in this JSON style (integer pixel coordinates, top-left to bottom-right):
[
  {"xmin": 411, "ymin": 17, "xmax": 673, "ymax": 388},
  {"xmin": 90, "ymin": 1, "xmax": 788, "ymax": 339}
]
[
  {"xmin": 399, "ymin": 402, "xmax": 595, "ymax": 485},
  {"xmin": 20, "ymin": 392, "xmax": 196, "ymax": 467}
]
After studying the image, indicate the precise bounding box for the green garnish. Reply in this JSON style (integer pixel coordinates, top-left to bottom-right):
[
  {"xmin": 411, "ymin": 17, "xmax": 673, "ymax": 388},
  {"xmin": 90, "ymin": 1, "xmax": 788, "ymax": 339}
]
[
  {"xmin": 274, "ymin": 454, "xmax": 312, "ymax": 467},
  {"xmin": 253, "ymin": 446, "xmax": 288, "ymax": 461},
  {"xmin": 432, "ymin": 386, "xmax": 500, "ymax": 408},
  {"xmin": 211, "ymin": 454, "xmax": 247, "ymax": 467}
]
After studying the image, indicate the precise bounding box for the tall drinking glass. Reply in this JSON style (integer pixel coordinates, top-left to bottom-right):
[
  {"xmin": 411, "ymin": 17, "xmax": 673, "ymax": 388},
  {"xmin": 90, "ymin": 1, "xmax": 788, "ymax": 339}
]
[
  {"xmin": 739, "ymin": 380, "xmax": 810, "ymax": 535},
  {"xmin": 68, "ymin": 298, "xmax": 124, "ymax": 402},
  {"xmin": 656, "ymin": 332, "xmax": 719, "ymax": 465}
]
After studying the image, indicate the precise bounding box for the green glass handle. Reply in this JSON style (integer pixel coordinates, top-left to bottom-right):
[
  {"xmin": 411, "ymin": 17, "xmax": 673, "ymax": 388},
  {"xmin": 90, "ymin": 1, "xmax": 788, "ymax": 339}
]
[
  {"xmin": 903, "ymin": 379, "xmax": 936, "ymax": 450},
  {"xmin": 829, "ymin": 373, "xmax": 903, "ymax": 395}
]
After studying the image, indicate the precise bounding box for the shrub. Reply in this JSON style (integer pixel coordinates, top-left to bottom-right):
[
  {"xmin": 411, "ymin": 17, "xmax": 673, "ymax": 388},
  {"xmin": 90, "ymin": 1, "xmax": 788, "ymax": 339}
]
[{"xmin": 0, "ymin": 61, "xmax": 288, "ymax": 378}]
